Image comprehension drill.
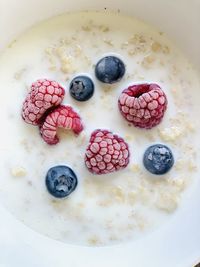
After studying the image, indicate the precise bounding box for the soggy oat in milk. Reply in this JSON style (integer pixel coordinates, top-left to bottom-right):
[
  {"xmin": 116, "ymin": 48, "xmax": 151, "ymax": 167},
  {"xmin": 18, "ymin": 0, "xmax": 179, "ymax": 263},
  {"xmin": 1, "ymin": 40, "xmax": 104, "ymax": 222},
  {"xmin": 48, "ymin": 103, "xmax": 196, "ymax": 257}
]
[{"xmin": 0, "ymin": 11, "xmax": 200, "ymax": 246}]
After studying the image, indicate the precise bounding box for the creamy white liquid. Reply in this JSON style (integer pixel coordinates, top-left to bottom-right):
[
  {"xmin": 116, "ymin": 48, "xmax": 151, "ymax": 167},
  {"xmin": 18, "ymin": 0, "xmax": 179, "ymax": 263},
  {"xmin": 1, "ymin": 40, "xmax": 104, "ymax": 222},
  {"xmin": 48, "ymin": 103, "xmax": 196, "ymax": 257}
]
[{"xmin": 0, "ymin": 11, "xmax": 199, "ymax": 246}]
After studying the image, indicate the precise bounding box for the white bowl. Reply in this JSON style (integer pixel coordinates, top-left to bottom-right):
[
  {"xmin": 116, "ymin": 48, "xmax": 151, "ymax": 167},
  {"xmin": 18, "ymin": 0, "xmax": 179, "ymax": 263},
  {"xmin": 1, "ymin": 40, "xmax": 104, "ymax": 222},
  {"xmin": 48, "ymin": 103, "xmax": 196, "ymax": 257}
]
[{"xmin": 0, "ymin": 0, "xmax": 200, "ymax": 266}]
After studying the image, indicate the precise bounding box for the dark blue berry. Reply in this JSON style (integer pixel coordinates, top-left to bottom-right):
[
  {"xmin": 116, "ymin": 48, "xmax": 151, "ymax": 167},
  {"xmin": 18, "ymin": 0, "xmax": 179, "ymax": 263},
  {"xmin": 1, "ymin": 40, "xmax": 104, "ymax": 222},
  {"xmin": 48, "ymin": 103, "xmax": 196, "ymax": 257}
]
[
  {"xmin": 69, "ymin": 75, "xmax": 94, "ymax": 101},
  {"xmin": 95, "ymin": 56, "xmax": 125, "ymax": 84},
  {"xmin": 45, "ymin": 165, "xmax": 78, "ymax": 198},
  {"xmin": 143, "ymin": 144, "xmax": 174, "ymax": 175}
]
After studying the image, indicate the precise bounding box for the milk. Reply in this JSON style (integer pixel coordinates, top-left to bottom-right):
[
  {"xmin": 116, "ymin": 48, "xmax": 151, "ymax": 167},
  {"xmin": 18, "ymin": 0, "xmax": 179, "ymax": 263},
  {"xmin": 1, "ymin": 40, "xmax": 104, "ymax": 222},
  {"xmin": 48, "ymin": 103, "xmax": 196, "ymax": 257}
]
[{"xmin": 0, "ymin": 11, "xmax": 199, "ymax": 246}]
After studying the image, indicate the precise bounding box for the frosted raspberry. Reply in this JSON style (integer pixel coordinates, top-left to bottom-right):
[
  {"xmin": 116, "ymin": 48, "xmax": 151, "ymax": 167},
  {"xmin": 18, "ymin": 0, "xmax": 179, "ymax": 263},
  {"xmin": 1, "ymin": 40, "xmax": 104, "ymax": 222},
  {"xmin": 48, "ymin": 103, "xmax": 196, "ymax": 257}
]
[
  {"xmin": 85, "ymin": 129, "xmax": 130, "ymax": 175},
  {"xmin": 40, "ymin": 105, "xmax": 83, "ymax": 145},
  {"xmin": 22, "ymin": 79, "xmax": 65, "ymax": 125},
  {"xmin": 118, "ymin": 83, "xmax": 167, "ymax": 129}
]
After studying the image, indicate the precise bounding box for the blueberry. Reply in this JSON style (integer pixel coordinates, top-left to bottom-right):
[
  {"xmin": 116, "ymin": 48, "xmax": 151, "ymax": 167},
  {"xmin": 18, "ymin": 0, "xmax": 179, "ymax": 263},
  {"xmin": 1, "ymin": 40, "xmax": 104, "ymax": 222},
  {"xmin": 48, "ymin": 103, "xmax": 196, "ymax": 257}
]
[
  {"xmin": 95, "ymin": 56, "xmax": 125, "ymax": 84},
  {"xmin": 45, "ymin": 165, "xmax": 78, "ymax": 198},
  {"xmin": 143, "ymin": 144, "xmax": 174, "ymax": 175},
  {"xmin": 69, "ymin": 75, "xmax": 94, "ymax": 101}
]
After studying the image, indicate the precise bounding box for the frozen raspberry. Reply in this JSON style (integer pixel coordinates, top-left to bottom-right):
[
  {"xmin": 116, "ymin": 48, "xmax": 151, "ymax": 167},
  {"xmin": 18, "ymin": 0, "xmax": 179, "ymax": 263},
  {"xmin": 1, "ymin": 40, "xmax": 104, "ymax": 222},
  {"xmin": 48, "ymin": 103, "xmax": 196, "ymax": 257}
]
[
  {"xmin": 85, "ymin": 129, "xmax": 130, "ymax": 175},
  {"xmin": 22, "ymin": 79, "xmax": 65, "ymax": 125},
  {"xmin": 118, "ymin": 83, "xmax": 167, "ymax": 129},
  {"xmin": 40, "ymin": 105, "xmax": 83, "ymax": 145}
]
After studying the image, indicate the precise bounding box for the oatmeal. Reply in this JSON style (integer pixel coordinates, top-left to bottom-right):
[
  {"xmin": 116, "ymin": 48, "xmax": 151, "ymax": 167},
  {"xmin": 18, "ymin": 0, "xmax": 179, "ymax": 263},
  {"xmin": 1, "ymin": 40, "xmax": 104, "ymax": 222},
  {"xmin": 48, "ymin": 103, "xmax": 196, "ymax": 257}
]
[{"xmin": 0, "ymin": 11, "xmax": 199, "ymax": 246}]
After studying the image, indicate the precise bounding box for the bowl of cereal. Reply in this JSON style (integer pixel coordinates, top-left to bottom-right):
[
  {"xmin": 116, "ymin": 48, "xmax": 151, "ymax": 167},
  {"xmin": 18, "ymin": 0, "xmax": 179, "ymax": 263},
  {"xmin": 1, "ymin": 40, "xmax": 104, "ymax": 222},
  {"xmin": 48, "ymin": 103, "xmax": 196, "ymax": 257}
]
[{"xmin": 0, "ymin": 0, "xmax": 199, "ymax": 266}]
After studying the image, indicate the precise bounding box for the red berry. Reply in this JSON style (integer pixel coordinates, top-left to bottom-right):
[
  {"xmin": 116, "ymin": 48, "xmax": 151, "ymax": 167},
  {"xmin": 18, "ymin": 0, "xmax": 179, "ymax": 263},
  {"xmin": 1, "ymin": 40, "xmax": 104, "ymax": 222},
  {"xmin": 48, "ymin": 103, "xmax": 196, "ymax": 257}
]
[
  {"xmin": 22, "ymin": 79, "xmax": 65, "ymax": 125},
  {"xmin": 118, "ymin": 83, "xmax": 167, "ymax": 129},
  {"xmin": 40, "ymin": 105, "xmax": 84, "ymax": 145},
  {"xmin": 85, "ymin": 129, "xmax": 130, "ymax": 175}
]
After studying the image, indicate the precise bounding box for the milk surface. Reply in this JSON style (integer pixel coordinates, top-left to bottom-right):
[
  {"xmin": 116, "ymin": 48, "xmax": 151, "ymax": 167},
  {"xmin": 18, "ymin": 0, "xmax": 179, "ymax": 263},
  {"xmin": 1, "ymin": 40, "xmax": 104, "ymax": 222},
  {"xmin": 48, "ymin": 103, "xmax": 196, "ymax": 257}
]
[{"xmin": 0, "ymin": 11, "xmax": 199, "ymax": 246}]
